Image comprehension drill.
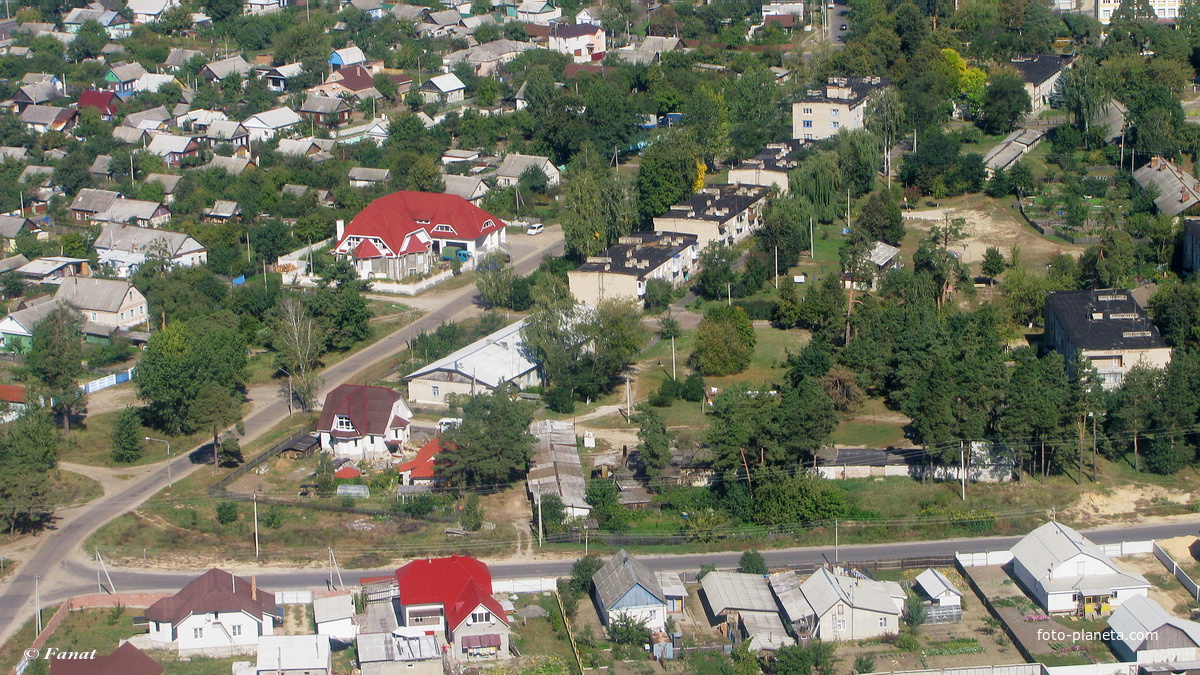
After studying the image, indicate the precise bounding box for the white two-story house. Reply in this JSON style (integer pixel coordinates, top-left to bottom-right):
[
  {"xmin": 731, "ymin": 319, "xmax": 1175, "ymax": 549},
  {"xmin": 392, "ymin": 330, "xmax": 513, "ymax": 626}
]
[{"xmin": 316, "ymin": 384, "xmax": 413, "ymax": 461}]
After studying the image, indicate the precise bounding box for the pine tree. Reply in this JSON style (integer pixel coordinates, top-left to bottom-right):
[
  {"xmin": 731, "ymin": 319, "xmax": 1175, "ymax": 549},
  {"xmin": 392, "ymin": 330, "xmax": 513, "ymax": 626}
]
[
  {"xmin": 634, "ymin": 408, "xmax": 673, "ymax": 479},
  {"xmin": 110, "ymin": 407, "xmax": 143, "ymax": 464}
]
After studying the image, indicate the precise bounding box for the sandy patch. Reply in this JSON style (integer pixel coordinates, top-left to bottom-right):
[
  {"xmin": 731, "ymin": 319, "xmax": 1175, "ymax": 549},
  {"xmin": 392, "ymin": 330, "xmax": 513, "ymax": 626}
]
[
  {"xmin": 1064, "ymin": 484, "xmax": 1190, "ymax": 521},
  {"xmin": 1157, "ymin": 535, "xmax": 1200, "ymax": 563},
  {"xmin": 904, "ymin": 203, "xmax": 1086, "ymax": 267}
]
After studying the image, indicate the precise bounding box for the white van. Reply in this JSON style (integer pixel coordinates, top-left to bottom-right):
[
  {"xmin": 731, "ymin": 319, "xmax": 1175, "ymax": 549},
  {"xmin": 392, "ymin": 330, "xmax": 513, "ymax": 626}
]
[
  {"xmin": 437, "ymin": 418, "xmax": 463, "ymax": 434},
  {"xmin": 526, "ymin": 222, "xmax": 544, "ymax": 236}
]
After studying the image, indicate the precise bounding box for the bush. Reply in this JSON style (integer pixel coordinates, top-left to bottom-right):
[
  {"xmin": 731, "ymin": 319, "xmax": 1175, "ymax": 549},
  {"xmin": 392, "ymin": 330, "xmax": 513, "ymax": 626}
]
[
  {"xmin": 110, "ymin": 406, "xmax": 143, "ymax": 464},
  {"xmin": 88, "ymin": 339, "xmax": 135, "ymax": 368},
  {"xmin": 260, "ymin": 505, "xmax": 285, "ymax": 529},
  {"xmin": 739, "ymin": 549, "xmax": 767, "ymax": 575},
  {"xmin": 609, "ymin": 614, "xmax": 650, "ymax": 645},
  {"xmin": 643, "ymin": 279, "xmax": 676, "ymax": 313},
  {"xmin": 216, "ymin": 501, "xmax": 239, "ymax": 524},
  {"xmin": 461, "ymin": 494, "xmax": 483, "ymax": 531},
  {"xmin": 649, "ymin": 378, "xmax": 679, "ymax": 407},
  {"xmin": 905, "ymin": 594, "xmax": 927, "ymax": 629},
  {"xmin": 853, "ymin": 655, "xmax": 876, "ymax": 674},
  {"xmin": 895, "ymin": 632, "xmax": 919, "ymax": 651},
  {"xmin": 679, "ymin": 373, "xmax": 706, "ymax": 402},
  {"xmin": 732, "ymin": 298, "xmax": 778, "ymax": 320},
  {"xmin": 545, "ymin": 384, "xmax": 575, "ymax": 413},
  {"xmin": 171, "ymin": 507, "xmax": 200, "ymax": 529}
]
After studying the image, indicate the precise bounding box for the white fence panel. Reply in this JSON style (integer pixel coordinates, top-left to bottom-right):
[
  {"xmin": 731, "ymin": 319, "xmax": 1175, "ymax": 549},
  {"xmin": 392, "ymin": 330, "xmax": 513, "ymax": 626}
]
[
  {"xmin": 987, "ymin": 550, "xmax": 1014, "ymax": 565},
  {"xmin": 1043, "ymin": 663, "xmax": 1135, "ymax": 675},
  {"xmin": 494, "ymin": 577, "xmax": 558, "ymax": 594},
  {"xmin": 277, "ymin": 591, "xmax": 313, "ymax": 604}
]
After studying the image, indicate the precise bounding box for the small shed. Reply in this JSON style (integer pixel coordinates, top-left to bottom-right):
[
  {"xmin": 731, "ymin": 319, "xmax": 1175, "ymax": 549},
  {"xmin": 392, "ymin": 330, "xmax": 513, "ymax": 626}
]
[
  {"xmin": 915, "ymin": 568, "xmax": 963, "ymax": 607},
  {"xmin": 334, "ymin": 465, "xmax": 362, "ymax": 480},
  {"xmin": 279, "ymin": 434, "xmax": 319, "ymax": 459},
  {"xmin": 313, "ymin": 593, "xmax": 357, "ymax": 642}
]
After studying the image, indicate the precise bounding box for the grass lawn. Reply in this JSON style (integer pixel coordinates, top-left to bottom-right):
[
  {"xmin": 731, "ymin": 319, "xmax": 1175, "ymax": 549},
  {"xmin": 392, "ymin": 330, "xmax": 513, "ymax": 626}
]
[
  {"xmin": 0, "ymin": 606, "xmax": 58, "ymax": 673},
  {"xmin": 38, "ymin": 607, "xmax": 142, "ymax": 655},
  {"xmin": 62, "ymin": 410, "xmax": 209, "ymax": 468},
  {"xmin": 830, "ymin": 419, "xmax": 908, "ymax": 448},
  {"xmin": 47, "ymin": 469, "xmax": 103, "ymax": 507},
  {"xmin": 511, "ymin": 595, "xmax": 578, "ymax": 669},
  {"xmin": 159, "ymin": 655, "xmax": 245, "ymax": 674}
]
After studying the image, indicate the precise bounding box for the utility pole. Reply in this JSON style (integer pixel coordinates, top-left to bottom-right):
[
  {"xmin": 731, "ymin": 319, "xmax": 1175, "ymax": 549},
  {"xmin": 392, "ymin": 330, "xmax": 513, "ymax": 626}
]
[
  {"xmin": 95, "ymin": 549, "xmax": 115, "ymax": 593},
  {"xmin": 960, "ymin": 443, "xmax": 966, "ymax": 501},
  {"xmin": 34, "ymin": 576, "xmax": 41, "ymax": 634},
  {"xmin": 328, "ymin": 548, "xmax": 344, "ymax": 590},
  {"xmin": 1091, "ymin": 412, "xmax": 1098, "ymax": 482},
  {"xmin": 834, "ymin": 520, "xmax": 839, "ymax": 563},
  {"xmin": 670, "ymin": 336, "xmax": 676, "ymax": 381},
  {"xmin": 537, "ymin": 494, "xmax": 543, "ymax": 547},
  {"xmin": 253, "ymin": 494, "xmax": 260, "ymax": 559},
  {"xmin": 726, "ymin": 282, "xmax": 731, "ymax": 306},
  {"xmin": 774, "ymin": 246, "xmax": 779, "ymax": 289},
  {"xmin": 583, "ymin": 525, "xmax": 589, "ymax": 556},
  {"xmin": 809, "ymin": 217, "xmax": 814, "ymax": 258},
  {"xmin": 146, "ymin": 437, "xmax": 171, "ymax": 487}
]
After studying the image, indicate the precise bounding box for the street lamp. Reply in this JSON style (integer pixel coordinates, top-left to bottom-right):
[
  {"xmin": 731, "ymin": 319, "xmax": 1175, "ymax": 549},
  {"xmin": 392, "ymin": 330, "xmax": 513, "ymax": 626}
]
[{"xmin": 145, "ymin": 437, "xmax": 172, "ymax": 488}]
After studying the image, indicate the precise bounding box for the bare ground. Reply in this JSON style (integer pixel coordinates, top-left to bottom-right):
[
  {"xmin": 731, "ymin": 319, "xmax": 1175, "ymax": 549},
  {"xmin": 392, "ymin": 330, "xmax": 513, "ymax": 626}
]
[{"xmin": 904, "ymin": 197, "xmax": 1087, "ymax": 268}]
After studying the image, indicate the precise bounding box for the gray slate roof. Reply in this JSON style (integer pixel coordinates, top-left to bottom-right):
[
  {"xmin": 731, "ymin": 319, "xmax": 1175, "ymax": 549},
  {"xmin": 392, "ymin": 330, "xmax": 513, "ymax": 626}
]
[
  {"xmin": 701, "ymin": 571, "xmax": 777, "ymax": 615},
  {"xmin": 1011, "ymin": 521, "xmax": 1148, "ymax": 593},
  {"xmin": 55, "ymin": 276, "xmax": 135, "ymax": 312},
  {"xmin": 1109, "ymin": 594, "xmax": 1200, "ymax": 654},
  {"xmin": 70, "ymin": 188, "xmax": 120, "ymax": 213},
  {"xmin": 914, "ymin": 568, "xmax": 962, "ymax": 599},
  {"xmin": 592, "ymin": 549, "xmax": 665, "ymax": 611},
  {"xmin": 798, "ymin": 568, "xmax": 904, "ymax": 617},
  {"xmin": 1134, "ymin": 157, "xmax": 1200, "ymax": 217}
]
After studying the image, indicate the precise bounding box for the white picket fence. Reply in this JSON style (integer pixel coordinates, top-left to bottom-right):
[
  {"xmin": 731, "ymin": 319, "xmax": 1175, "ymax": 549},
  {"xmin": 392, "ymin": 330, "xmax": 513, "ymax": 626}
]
[{"xmin": 78, "ymin": 367, "xmax": 135, "ymax": 394}]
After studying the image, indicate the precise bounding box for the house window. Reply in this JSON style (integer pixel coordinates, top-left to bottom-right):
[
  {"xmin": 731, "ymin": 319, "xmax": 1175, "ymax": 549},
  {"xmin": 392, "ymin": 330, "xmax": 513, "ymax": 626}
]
[
  {"xmin": 193, "ymin": 627, "xmax": 203, "ymax": 639},
  {"xmin": 879, "ymin": 617, "xmax": 888, "ymax": 628},
  {"xmin": 831, "ymin": 121, "xmax": 840, "ymax": 129},
  {"xmin": 433, "ymin": 224, "xmax": 454, "ymax": 232},
  {"xmin": 802, "ymin": 107, "xmax": 813, "ymax": 115},
  {"xmin": 802, "ymin": 120, "xmax": 812, "ymax": 128},
  {"xmin": 90, "ymin": 312, "xmax": 97, "ymax": 321},
  {"xmin": 836, "ymin": 619, "xmax": 846, "ymax": 631},
  {"xmin": 471, "ymin": 611, "xmax": 490, "ymax": 624},
  {"xmin": 232, "ymin": 625, "xmax": 242, "ymax": 636},
  {"xmin": 335, "ymin": 415, "xmax": 354, "ymax": 431},
  {"xmin": 432, "ymin": 385, "xmax": 440, "ymax": 397},
  {"xmin": 830, "ymin": 109, "xmax": 839, "ymax": 116}
]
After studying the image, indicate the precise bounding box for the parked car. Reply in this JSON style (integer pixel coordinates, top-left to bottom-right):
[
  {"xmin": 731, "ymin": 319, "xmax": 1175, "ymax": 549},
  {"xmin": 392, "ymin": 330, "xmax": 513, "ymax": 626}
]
[{"xmin": 527, "ymin": 222, "xmax": 544, "ymax": 236}]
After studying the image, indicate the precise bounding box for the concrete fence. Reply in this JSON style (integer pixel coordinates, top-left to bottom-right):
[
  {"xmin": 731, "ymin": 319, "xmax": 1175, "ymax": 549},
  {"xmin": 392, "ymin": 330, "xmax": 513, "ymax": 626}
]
[
  {"xmin": 869, "ymin": 664, "xmax": 1042, "ymax": 675},
  {"xmin": 1042, "ymin": 664, "xmax": 1137, "ymax": 675},
  {"xmin": 1153, "ymin": 541, "xmax": 1200, "ymax": 601},
  {"xmin": 492, "ymin": 577, "xmax": 559, "ymax": 594},
  {"xmin": 957, "ymin": 540, "xmax": 1153, "ymax": 568},
  {"xmin": 276, "ymin": 590, "xmax": 313, "ymax": 604}
]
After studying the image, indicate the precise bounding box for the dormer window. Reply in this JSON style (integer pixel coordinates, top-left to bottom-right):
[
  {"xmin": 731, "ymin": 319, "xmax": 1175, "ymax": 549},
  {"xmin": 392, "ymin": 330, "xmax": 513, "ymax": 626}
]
[
  {"xmin": 335, "ymin": 415, "xmax": 354, "ymax": 432},
  {"xmin": 433, "ymin": 224, "xmax": 454, "ymax": 233}
]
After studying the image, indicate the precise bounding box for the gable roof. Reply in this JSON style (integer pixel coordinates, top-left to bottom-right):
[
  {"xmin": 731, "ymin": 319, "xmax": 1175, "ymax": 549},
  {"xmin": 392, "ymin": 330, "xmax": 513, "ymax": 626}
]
[
  {"xmin": 327, "ymin": 64, "xmax": 377, "ymax": 93},
  {"xmin": 316, "ymin": 384, "xmax": 411, "ymax": 438},
  {"xmin": 244, "ymin": 107, "xmax": 302, "ymax": 129},
  {"xmin": 1011, "ymin": 521, "xmax": 1148, "ymax": 592},
  {"xmin": 799, "ymin": 568, "xmax": 904, "ymax": 616},
  {"xmin": 300, "ymin": 94, "xmax": 350, "ymax": 115},
  {"xmin": 1009, "ymin": 53, "xmax": 1071, "ymax": 86},
  {"xmin": 443, "ymin": 174, "xmax": 488, "ymax": 200},
  {"xmin": 19, "ymin": 105, "xmax": 73, "ymax": 126},
  {"xmin": 593, "ymin": 549, "xmax": 665, "ymax": 610},
  {"xmin": 146, "ymin": 134, "xmax": 197, "ymax": 155},
  {"xmin": 313, "ymin": 593, "xmax": 354, "ymax": 624},
  {"xmin": 96, "ymin": 223, "xmax": 201, "ymax": 257},
  {"xmin": 405, "ymin": 319, "xmax": 533, "ymax": 388},
  {"xmin": 497, "ymin": 153, "xmax": 553, "ymax": 179},
  {"xmin": 1134, "ymin": 157, "xmax": 1200, "ymax": 217},
  {"xmin": 144, "ymin": 568, "xmax": 278, "ymax": 625},
  {"xmin": 201, "ymin": 55, "xmax": 251, "ymax": 80},
  {"xmin": 396, "ymin": 437, "xmax": 442, "ymax": 479},
  {"xmin": 0, "ymin": 215, "xmax": 35, "ymax": 239},
  {"xmin": 55, "ymin": 276, "xmax": 137, "ymax": 312},
  {"xmin": 331, "ymin": 46, "xmax": 365, "ymax": 64},
  {"xmin": 202, "ymin": 155, "xmax": 254, "ymax": 175},
  {"xmin": 337, "ymin": 191, "xmax": 504, "ymax": 255},
  {"xmin": 50, "ymin": 643, "xmax": 162, "ymax": 675},
  {"xmin": 122, "ymin": 105, "xmax": 171, "ymax": 129},
  {"xmin": 77, "ymin": 89, "xmax": 120, "ymax": 115},
  {"xmin": 70, "ymin": 188, "xmax": 120, "ymax": 213},
  {"xmin": 164, "ymin": 47, "xmax": 203, "ymax": 68},
  {"xmin": 394, "ymin": 555, "xmax": 508, "ymax": 630},
  {"xmin": 349, "ymin": 167, "xmax": 391, "ymax": 182},
  {"xmin": 1109, "ymin": 594, "xmax": 1200, "ymax": 654},
  {"xmin": 914, "ymin": 568, "xmax": 962, "ymax": 599},
  {"xmin": 424, "ymin": 73, "xmax": 465, "ymax": 93}
]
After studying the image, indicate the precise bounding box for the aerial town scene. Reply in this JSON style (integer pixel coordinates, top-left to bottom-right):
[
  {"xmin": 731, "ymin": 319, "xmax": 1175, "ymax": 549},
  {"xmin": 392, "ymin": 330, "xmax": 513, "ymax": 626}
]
[{"xmin": 0, "ymin": 0, "xmax": 1199, "ymax": 672}]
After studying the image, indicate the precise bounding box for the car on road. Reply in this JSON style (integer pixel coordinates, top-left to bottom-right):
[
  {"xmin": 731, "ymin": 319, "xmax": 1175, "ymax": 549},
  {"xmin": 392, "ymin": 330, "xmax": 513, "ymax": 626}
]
[
  {"xmin": 527, "ymin": 222, "xmax": 545, "ymax": 236},
  {"xmin": 840, "ymin": 23, "xmax": 848, "ymax": 29}
]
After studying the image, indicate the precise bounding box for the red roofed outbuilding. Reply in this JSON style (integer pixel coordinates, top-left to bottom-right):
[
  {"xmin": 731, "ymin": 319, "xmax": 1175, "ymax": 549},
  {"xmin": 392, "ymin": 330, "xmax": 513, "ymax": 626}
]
[
  {"xmin": 333, "ymin": 191, "xmax": 506, "ymax": 281},
  {"xmin": 396, "ymin": 437, "xmax": 444, "ymax": 485},
  {"xmin": 394, "ymin": 555, "xmax": 511, "ymax": 659},
  {"xmin": 317, "ymin": 384, "xmax": 413, "ymax": 461}
]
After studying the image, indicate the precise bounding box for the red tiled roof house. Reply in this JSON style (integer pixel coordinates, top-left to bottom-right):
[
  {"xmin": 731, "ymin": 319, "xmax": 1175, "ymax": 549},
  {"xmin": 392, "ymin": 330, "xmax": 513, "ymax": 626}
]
[
  {"xmin": 143, "ymin": 568, "xmax": 279, "ymax": 655},
  {"xmin": 76, "ymin": 90, "xmax": 120, "ymax": 121},
  {"xmin": 332, "ymin": 191, "xmax": 507, "ymax": 281},
  {"xmin": 396, "ymin": 437, "xmax": 444, "ymax": 486},
  {"xmin": 51, "ymin": 643, "xmax": 162, "ymax": 675},
  {"xmin": 316, "ymin": 384, "xmax": 413, "ymax": 461},
  {"xmin": 394, "ymin": 555, "xmax": 511, "ymax": 660}
]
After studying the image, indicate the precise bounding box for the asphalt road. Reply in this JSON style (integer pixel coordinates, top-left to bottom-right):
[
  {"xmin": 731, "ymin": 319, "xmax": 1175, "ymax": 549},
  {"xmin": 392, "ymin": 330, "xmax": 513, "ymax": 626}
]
[
  {"xmin": 37, "ymin": 519, "xmax": 1200, "ymax": 601},
  {"xmin": 0, "ymin": 230, "xmax": 564, "ymax": 647},
  {"xmin": 828, "ymin": 1, "xmax": 850, "ymax": 44}
]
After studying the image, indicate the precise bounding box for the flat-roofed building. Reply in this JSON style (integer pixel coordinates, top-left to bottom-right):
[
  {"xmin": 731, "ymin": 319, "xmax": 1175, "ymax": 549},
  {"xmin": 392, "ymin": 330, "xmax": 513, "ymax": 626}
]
[{"xmin": 567, "ymin": 231, "xmax": 698, "ymax": 307}]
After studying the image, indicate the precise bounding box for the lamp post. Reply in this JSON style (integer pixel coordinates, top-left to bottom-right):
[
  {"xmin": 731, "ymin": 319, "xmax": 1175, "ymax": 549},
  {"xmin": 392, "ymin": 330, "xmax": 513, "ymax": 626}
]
[{"xmin": 145, "ymin": 437, "xmax": 172, "ymax": 488}]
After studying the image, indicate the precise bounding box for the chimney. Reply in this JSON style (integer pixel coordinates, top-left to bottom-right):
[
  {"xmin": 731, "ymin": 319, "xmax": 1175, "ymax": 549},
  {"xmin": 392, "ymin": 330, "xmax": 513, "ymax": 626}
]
[
  {"xmin": 252, "ymin": 576, "xmax": 257, "ymax": 601},
  {"xmin": 336, "ymin": 218, "xmax": 345, "ymax": 241}
]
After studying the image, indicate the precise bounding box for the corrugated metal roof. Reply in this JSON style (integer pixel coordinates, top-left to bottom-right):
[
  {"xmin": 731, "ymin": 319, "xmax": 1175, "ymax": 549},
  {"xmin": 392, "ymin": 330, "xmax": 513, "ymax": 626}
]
[
  {"xmin": 406, "ymin": 319, "xmax": 537, "ymax": 389},
  {"xmin": 701, "ymin": 571, "xmax": 776, "ymax": 615},
  {"xmin": 1109, "ymin": 594, "xmax": 1200, "ymax": 654},
  {"xmin": 593, "ymin": 549, "xmax": 665, "ymax": 611},
  {"xmin": 915, "ymin": 568, "xmax": 962, "ymax": 599}
]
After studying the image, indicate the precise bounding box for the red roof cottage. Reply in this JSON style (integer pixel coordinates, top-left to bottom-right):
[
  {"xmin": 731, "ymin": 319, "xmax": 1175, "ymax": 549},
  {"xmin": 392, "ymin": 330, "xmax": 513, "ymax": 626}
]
[
  {"xmin": 51, "ymin": 643, "xmax": 162, "ymax": 675},
  {"xmin": 316, "ymin": 384, "xmax": 413, "ymax": 461},
  {"xmin": 393, "ymin": 555, "xmax": 511, "ymax": 661},
  {"xmin": 76, "ymin": 90, "xmax": 120, "ymax": 120},
  {"xmin": 333, "ymin": 191, "xmax": 507, "ymax": 281}
]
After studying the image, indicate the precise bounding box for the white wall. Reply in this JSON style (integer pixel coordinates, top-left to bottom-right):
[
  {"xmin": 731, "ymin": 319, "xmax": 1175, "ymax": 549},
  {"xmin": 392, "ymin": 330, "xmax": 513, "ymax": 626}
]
[{"xmin": 175, "ymin": 610, "xmax": 267, "ymax": 651}]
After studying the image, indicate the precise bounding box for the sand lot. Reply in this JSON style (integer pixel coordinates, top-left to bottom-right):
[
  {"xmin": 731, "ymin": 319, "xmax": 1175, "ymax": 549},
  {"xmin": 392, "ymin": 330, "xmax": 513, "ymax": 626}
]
[{"xmin": 903, "ymin": 196, "xmax": 1086, "ymax": 268}]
